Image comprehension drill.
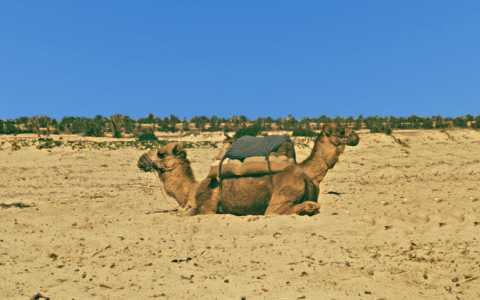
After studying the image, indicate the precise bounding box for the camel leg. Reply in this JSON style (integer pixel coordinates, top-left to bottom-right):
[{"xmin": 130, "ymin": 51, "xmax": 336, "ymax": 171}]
[
  {"xmin": 279, "ymin": 201, "xmax": 320, "ymax": 215},
  {"xmin": 197, "ymin": 197, "xmax": 219, "ymax": 214},
  {"xmin": 178, "ymin": 205, "xmax": 198, "ymax": 216},
  {"xmin": 265, "ymin": 199, "xmax": 320, "ymax": 216},
  {"xmin": 264, "ymin": 185, "xmax": 320, "ymax": 216},
  {"xmin": 265, "ymin": 169, "xmax": 320, "ymax": 216},
  {"xmin": 194, "ymin": 178, "xmax": 221, "ymax": 215}
]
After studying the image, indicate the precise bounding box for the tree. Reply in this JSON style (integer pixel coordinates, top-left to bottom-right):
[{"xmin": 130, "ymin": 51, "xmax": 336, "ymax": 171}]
[
  {"xmin": 29, "ymin": 117, "xmax": 41, "ymax": 137},
  {"xmin": 238, "ymin": 115, "xmax": 248, "ymax": 124},
  {"xmin": 465, "ymin": 114, "xmax": 474, "ymax": 122},
  {"xmin": 0, "ymin": 119, "xmax": 4, "ymax": 134},
  {"xmin": 182, "ymin": 117, "xmax": 190, "ymax": 131},
  {"xmin": 233, "ymin": 125, "xmax": 262, "ymax": 139},
  {"xmin": 208, "ymin": 115, "xmax": 221, "ymax": 131},
  {"xmin": 275, "ymin": 117, "xmax": 285, "ymax": 130},
  {"xmin": 146, "ymin": 113, "xmax": 155, "ymax": 124},
  {"xmin": 332, "ymin": 115, "xmax": 344, "ymax": 126},
  {"xmin": 16, "ymin": 117, "xmax": 30, "ymax": 133},
  {"xmin": 38, "ymin": 115, "xmax": 52, "ymax": 136},
  {"xmin": 444, "ymin": 117, "xmax": 454, "ymax": 128},
  {"xmin": 474, "ymin": 114, "xmax": 480, "ymax": 129},
  {"xmin": 388, "ymin": 116, "xmax": 398, "ymax": 129},
  {"xmin": 26, "ymin": 115, "xmax": 51, "ymax": 136},
  {"xmin": 318, "ymin": 115, "xmax": 332, "ymax": 124},
  {"xmin": 299, "ymin": 117, "xmax": 311, "ymax": 130},
  {"xmin": 346, "ymin": 116, "xmax": 355, "ymax": 128},
  {"xmin": 422, "ymin": 117, "xmax": 434, "ymax": 129},
  {"xmin": 432, "ymin": 115, "xmax": 444, "ymax": 128},
  {"xmin": 123, "ymin": 116, "xmax": 136, "ymax": 134},
  {"xmin": 284, "ymin": 115, "xmax": 298, "ymax": 130},
  {"xmin": 61, "ymin": 116, "xmax": 84, "ymax": 134},
  {"xmin": 4, "ymin": 120, "xmax": 17, "ymax": 135},
  {"xmin": 155, "ymin": 117, "xmax": 166, "ymax": 132},
  {"xmin": 110, "ymin": 114, "xmax": 124, "ymax": 138},
  {"xmin": 83, "ymin": 115, "xmax": 106, "ymax": 137},
  {"xmin": 169, "ymin": 114, "xmax": 181, "ymax": 132},
  {"xmin": 353, "ymin": 115, "xmax": 363, "ymax": 130},
  {"xmin": 228, "ymin": 116, "xmax": 241, "ymax": 131},
  {"xmin": 465, "ymin": 114, "xmax": 474, "ymax": 127},
  {"xmin": 453, "ymin": 116, "xmax": 467, "ymax": 128},
  {"xmin": 191, "ymin": 116, "xmax": 209, "ymax": 131},
  {"xmin": 407, "ymin": 114, "xmax": 421, "ymax": 129},
  {"xmin": 263, "ymin": 116, "xmax": 274, "ymax": 130}
]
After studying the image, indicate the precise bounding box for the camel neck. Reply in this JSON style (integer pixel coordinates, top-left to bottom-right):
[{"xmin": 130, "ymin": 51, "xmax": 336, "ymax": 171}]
[
  {"xmin": 159, "ymin": 164, "xmax": 197, "ymax": 208},
  {"xmin": 298, "ymin": 135, "xmax": 344, "ymax": 185}
]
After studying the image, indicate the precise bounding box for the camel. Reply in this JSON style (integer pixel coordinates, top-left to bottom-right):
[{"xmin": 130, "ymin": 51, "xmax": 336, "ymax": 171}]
[
  {"xmin": 138, "ymin": 123, "xmax": 359, "ymax": 216},
  {"xmin": 138, "ymin": 143, "xmax": 198, "ymax": 214}
]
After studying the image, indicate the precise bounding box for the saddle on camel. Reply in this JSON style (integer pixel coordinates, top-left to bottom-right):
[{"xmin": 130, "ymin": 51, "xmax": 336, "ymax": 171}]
[
  {"xmin": 208, "ymin": 135, "xmax": 298, "ymax": 202},
  {"xmin": 208, "ymin": 135, "xmax": 296, "ymax": 179}
]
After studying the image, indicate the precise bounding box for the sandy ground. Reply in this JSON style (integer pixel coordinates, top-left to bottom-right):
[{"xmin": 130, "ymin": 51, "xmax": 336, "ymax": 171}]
[{"xmin": 1, "ymin": 129, "xmax": 479, "ymax": 300}]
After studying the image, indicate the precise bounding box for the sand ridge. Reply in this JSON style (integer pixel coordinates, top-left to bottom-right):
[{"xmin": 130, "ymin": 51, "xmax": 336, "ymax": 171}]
[{"xmin": 1, "ymin": 129, "xmax": 480, "ymax": 299}]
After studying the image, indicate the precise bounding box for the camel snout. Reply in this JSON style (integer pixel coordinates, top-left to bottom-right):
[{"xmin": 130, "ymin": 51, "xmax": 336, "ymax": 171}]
[{"xmin": 137, "ymin": 150, "xmax": 161, "ymax": 172}]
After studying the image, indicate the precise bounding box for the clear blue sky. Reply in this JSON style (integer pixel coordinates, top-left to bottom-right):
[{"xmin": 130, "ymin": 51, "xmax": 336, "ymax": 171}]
[{"xmin": 1, "ymin": 1, "xmax": 479, "ymax": 120}]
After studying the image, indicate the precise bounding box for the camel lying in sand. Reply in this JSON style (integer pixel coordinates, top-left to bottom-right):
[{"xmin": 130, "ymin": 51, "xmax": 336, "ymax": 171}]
[{"xmin": 138, "ymin": 123, "xmax": 359, "ymax": 216}]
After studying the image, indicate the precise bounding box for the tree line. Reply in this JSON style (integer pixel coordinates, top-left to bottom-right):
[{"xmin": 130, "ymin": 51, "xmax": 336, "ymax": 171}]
[{"xmin": 0, "ymin": 113, "xmax": 479, "ymax": 137}]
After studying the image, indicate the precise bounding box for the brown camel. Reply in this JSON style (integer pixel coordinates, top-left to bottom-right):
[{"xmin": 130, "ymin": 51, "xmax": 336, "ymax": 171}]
[
  {"xmin": 138, "ymin": 143, "xmax": 198, "ymax": 214},
  {"xmin": 138, "ymin": 123, "xmax": 359, "ymax": 216}
]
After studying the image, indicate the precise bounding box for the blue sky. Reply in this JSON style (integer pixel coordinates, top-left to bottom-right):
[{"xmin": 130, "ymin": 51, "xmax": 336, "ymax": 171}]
[{"xmin": 1, "ymin": 1, "xmax": 479, "ymax": 120}]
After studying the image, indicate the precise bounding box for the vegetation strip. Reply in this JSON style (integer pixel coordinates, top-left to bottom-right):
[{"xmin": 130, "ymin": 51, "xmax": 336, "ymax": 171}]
[{"xmin": 1, "ymin": 114, "xmax": 479, "ymax": 138}]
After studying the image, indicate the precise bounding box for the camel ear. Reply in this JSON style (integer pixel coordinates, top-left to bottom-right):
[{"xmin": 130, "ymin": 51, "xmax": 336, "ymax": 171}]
[
  {"xmin": 322, "ymin": 124, "xmax": 333, "ymax": 137},
  {"xmin": 173, "ymin": 144, "xmax": 186, "ymax": 158}
]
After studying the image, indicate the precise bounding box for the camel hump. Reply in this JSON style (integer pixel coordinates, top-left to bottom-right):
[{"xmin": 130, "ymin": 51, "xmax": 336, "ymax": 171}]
[{"xmin": 209, "ymin": 135, "xmax": 296, "ymax": 178}]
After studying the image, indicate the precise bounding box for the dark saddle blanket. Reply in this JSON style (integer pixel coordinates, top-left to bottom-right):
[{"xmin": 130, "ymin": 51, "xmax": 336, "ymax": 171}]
[
  {"xmin": 208, "ymin": 135, "xmax": 296, "ymax": 178},
  {"xmin": 224, "ymin": 135, "xmax": 292, "ymax": 160}
]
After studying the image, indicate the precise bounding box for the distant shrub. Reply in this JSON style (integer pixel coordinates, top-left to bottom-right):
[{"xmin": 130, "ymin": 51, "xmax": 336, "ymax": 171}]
[
  {"xmin": 292, "ymin": 128, "xmax": 317, "ymax": 137},
  {"xmin": 137, "ymin": 132, "xmax": 158, "ymax": 141},
  {"xmin": 36, "ymin": 138, "xmax": 63, "ymax": 149},
  {"xmin": 370, "ymin": 123, "xmax": 392, "ymax": 135},
  {"xmin": 234, "ymin": 126, "xmax": 262, "ymax": 139}
]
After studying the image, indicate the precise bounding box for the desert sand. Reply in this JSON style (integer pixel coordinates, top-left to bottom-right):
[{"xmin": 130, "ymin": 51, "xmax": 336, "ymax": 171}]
[{"xmin": 1, "ymin": 129, "xmax": 479, "ymax": 299}]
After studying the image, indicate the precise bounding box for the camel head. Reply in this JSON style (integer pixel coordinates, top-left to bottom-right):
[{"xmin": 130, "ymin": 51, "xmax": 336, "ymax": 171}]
[
  {"xmin": 321, "ymin": 123, "xmax": 360, "ymax": 147},
  {"xmin": 138, "ymin": 143, "xmax": 188, "ymax": 173}
]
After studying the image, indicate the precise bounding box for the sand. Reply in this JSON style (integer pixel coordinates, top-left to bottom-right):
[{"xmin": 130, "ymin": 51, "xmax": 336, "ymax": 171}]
[{"xmin": 1, "ymin": 129, "xmax": 479, "ymax": 299}]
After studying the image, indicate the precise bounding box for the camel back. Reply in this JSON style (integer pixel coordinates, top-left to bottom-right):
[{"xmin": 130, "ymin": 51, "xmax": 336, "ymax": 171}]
[{"xmin": 208, "ymin": 135, "xmax": 296, "ymax": 179}]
